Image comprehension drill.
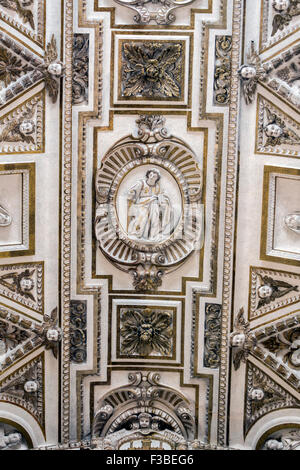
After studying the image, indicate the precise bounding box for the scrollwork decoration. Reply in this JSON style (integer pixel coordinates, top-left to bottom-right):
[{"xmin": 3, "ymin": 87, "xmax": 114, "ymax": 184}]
[
  {"xmin": 112, "ymin": 0, "xmax": 196, "ymax": 25},
  {"xmin": 214, "ymin": 36, "xmax": 232, "ymax": 105},
  {"xmin": 70, "ymin": 300, "xmax": 87, "ymax": 363},
  {"xmin": 204, "ymin": 304, "xmax": 222, "ymax": 368}
]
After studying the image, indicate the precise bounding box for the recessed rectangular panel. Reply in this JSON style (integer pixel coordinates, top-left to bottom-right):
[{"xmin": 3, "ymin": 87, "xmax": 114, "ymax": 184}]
[
  {"xmin": 273, "ymin": 176, "xmax": 300, "ymax": 255},
  {"xmin": 0, "ymin": 163, "xmax": 35, "ymax": 257},
  {"xmin": 0, "ymin": 174, "xmax": 23, "ymax": 248},
  {"xmin": 261, "ymin": 166, "xmax": 300, "ymax": 265}
]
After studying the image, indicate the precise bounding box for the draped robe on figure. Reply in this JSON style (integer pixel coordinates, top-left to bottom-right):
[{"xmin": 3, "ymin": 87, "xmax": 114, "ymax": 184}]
[{"xmin": 127, "ymin": 178, "xmax": 174, "ymax": 242}]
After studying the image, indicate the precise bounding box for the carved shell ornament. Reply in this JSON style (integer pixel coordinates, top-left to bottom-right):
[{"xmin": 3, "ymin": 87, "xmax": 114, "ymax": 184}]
[
  {"xmin": 95, "ymin": 115, "xmax": 204, "ymax": 291},
  {"xmin": 112, "ymin": 0, "xmax": 196, "ymax": 25}
]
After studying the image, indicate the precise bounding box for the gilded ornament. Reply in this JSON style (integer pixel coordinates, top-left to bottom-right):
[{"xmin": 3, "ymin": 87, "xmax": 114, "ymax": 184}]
[
  {"xmin": 120, "ymin": 308, "xmax": 173, "ymax": 356},
  {"xmin": 0, "ymin": 46, "xmax": 32, "ymax": 87},
  {"xmin": 0, "ymin": 269, "xmax": 36, "ymax": 301},
  {"xmin": 121, "ymin": 42, "xmax": 183, "ymax": 99},
  {"xmin": 37, "ymin": 35, "xmax": 65, "ymax": 103},
  {"xmin": 95, "ymin": 115, "xmax": 203, "ymax": 291},
  {"xmin": 214, "ymin": 36, "xmax": 232, "ymax": 105},
  {"xmin": 72, "ymin": 34, "xmax": 89, "ymax": 105},
  {"xmin": 70, "ymin": 300, "xmax": 87, "ymax": 363},
  {"xmin": 112, "ymin": 0, "xmax": 196, "ymax": 25},
  {"xmin": 245, "ymin": 362, "xmax": 299, "ymax": 433}
]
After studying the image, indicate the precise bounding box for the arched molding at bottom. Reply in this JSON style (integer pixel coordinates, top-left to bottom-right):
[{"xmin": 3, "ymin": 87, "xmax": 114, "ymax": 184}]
[
  {"xmin": 0, "ymin": 403, "xmax": 46, "ymax": 449},
  {"xmin": 244, "ymin": 409, "xmax": 300, "ymax": 450}
]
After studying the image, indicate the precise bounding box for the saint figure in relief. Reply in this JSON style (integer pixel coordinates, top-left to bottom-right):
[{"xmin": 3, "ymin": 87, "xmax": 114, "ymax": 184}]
[{"xmin": 127, "ymin": 168, "xmax": 175, "ymax": 242}]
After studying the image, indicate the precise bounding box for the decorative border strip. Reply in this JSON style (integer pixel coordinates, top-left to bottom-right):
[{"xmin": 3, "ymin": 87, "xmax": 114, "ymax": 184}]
[
  {"xmin": 217, "ymin": 0, "xmax": 243, "ymax": 446},
  {"xmin": 61, "ymin": 0, "xmax": 73, "ymax": 443}
]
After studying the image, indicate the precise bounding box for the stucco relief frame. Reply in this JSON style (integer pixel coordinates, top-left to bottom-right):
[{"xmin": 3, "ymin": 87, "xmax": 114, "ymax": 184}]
[
  {"xmin": 0, "ymin": 163, "xmax": 35, "ymax": 258},
  {"xmin": 69, "ymin": 0, "xmax": 242, "ymax": 449},
  {"xmin": 112, "ymin": 33, "xmax": 191, "ymax": 108},
  {"xmin": 260, "ymin": 166, "xmax": 300, "ymax": 266}
]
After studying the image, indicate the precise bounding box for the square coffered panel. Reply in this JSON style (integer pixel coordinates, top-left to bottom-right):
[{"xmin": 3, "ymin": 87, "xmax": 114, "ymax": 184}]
[
  {"xmin": 112, "ymin": 33, "xmax": 191, "ymax": 108},
  {"xmin": 111, "ymin": 298, "xmax": 183, "ymax": 365}
]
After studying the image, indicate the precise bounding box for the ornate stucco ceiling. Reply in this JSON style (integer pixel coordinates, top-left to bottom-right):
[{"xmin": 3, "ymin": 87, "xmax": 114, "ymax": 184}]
[{"xmin": 0, "ymin": 0, "xmax": 299, "ymax": 452}]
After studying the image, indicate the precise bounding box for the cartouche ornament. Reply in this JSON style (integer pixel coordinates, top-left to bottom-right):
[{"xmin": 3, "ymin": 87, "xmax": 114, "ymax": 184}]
[{"xmin": 112, "ymin": 0, "xmax": 196, "ymax": 25}]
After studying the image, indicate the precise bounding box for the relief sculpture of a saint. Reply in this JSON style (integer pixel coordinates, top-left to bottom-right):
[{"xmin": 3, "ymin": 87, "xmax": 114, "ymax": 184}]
[{"xmin": 127, "ymin": 168, "xmax": 175, "ymax": 242}]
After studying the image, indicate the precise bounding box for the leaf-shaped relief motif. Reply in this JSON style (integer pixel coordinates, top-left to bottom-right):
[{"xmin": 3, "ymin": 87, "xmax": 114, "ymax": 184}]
[{"xmin": 121, "ymin": 41, "xmax": 184, "ymax": 100}]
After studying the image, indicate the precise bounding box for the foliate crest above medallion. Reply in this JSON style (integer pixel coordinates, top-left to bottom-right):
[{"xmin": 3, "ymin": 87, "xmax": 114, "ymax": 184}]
[
  {"xmin": 112, "ymin": 0, "xmax": 196, "ymax": 25},
  {"xmin": 0, "ymin": 90, "xmax": 45, "ymax": 154},
  {"xmin": 0, "ymin": 262, "xmax": 44, "ymax": 313},
  {"xmin": 249, "ymin": 267, "xmax": 300, "ymax": 320},
  {"xmin": 120, "ymin": 41, "xmax": 184, "ymax": 101},
  {"xmin": 0, "ymin": 0, "xmax": 46, "ymax": 48},
  {"xmin": 95, "ymin": 115, "xmax": 204, "ymax": 292}
]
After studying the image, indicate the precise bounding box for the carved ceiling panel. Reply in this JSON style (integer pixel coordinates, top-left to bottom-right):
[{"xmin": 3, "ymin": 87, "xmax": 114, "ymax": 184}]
[{"xmin": 0, "ymin": 0, "xmax": 299, "ymax": 453}]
